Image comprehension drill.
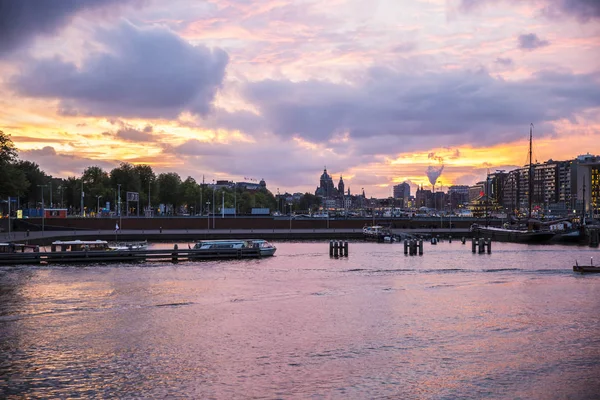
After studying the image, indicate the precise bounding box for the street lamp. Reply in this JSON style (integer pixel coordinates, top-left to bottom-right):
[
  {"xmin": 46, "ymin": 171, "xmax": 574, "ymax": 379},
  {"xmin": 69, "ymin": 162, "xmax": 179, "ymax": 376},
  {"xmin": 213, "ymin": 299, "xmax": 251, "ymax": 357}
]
[
  {"xmin": 37, "ymin": 184, "xmax": 47, "ymax": 235},
  {"xmin": 212, "ymin": 180, "xmax": 215, "ymax": 229},
  {"xmin": 96, "ymin": 195, "xmax": 102, "ymax": 216},
  {"xmin": 206, "ymin": 201, "xmax": 211, "ymax": 229}
]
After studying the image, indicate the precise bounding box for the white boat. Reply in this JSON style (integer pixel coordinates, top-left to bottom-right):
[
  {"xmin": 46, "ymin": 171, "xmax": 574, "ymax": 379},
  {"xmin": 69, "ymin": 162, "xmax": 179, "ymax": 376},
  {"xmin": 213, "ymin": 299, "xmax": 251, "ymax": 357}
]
[
  {"xmin": 193, "ymin": 239, "xmax": 276, "ymax": 256},
  {"xmin": 247, "ymin": 239, "xmax": 277, "ymax": 256},
  {"xmin": 109, "ymin": 240, "xmax": 148, "ymax": 251}
]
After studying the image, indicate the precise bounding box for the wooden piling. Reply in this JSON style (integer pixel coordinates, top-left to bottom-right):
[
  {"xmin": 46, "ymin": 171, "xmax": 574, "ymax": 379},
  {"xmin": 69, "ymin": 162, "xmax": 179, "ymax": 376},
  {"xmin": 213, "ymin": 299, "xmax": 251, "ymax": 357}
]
[
  {"xmin": 418, "ymin": 239, "xmax": 423, "ymax": 255},
  {"xmin": 329, "ymin": 240, "xmax": 334, "ymax": 257},
  {"xmin": 487, "ymin": 239, "xmax": 492, "ymax": 254},
  {"xmin": 344, "ymin": 241, "xmax": 349, "ymax": 257},
  {"xmin": 472, "ymin": 238, "xmax": 476, "ymax": 253},
  {"xmin": 404, "ymin": 239, "xmax": 408, "ymax": 255},
  {"xmin": 478, "ymin": 238, "xmax": 485, "ymax": 254},
  {"xmin": 333, "ymin": 241, "xmax": 339, "ymax": 257},
  {"xmin": 172, "ymin": 244, "xmax": 179, "ymax": 263}
]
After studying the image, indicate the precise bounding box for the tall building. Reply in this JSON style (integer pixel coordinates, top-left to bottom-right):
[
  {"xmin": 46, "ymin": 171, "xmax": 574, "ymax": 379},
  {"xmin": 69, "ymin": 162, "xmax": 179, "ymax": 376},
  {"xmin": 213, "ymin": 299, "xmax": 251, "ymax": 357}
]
[
  {"xmin": 393, "ymin": 182, "xmax": 410, "ymax": 208},
  {"xmin": 448, "ymin": 185, "xmax": 469, "ymax": 209}
]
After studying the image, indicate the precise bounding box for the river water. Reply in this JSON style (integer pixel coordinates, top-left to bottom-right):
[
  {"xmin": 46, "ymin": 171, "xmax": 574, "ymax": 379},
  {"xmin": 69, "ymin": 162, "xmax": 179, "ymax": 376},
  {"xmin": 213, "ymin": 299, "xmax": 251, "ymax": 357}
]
[{"xmin": 1, "ymin": 241, "xmax": 599, "ymax": 399}]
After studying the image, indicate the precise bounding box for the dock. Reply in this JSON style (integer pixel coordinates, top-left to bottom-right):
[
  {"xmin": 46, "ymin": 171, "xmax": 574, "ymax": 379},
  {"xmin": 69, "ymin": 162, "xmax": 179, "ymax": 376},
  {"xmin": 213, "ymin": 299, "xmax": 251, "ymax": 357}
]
[{"xmin": 0, "ymin": 247, "xmax": 262, "ymax": 266}]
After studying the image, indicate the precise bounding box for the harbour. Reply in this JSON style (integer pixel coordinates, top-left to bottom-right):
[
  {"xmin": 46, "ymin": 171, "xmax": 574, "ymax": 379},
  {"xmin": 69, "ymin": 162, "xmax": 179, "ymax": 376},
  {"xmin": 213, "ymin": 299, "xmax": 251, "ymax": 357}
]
[{"xmin": 1, "ymin": 241, "xmax": 599, "ymax": 399}]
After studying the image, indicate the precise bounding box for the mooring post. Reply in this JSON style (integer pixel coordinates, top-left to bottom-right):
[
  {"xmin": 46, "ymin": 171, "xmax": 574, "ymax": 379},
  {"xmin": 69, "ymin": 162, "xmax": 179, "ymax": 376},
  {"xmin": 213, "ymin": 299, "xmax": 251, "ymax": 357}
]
[
  {"xmin": 344, "ymin": 241, "xmax": 349, "ymax": 257},
  {"xmin": 404, "ymin": 239, "xmax": 408, "ymax": 255},
  {"xmin": 333, "ymin": 241, "xmax": 339, "ymax": 258},
  {"xmin": 448, "ymin": 236, "xmax": 452, "ymax": 243},
  {"xmin": 418, "ymin": 239, "xmax": 423, "ymax": 255},
  {"xmin": 478, "ymin": 238, "xmax": 485, "ymax": 254},
  {"xmin": 472, "ymin": 238, "xmax": 476, "ymax": 253},
  {"xmin": 329, "ymin": 240, "xmax": 334, "ymax": 257},
  {"xmin": 172, "ymin": 244, "xmax": 179, "ymax": 263},
  {"xmin": 487, "ymin": 239, "xmax": 492, "ymax": 254},
  {"xmin": 461, "ymin": 237, "xmax": 466, "ymax": 244}
]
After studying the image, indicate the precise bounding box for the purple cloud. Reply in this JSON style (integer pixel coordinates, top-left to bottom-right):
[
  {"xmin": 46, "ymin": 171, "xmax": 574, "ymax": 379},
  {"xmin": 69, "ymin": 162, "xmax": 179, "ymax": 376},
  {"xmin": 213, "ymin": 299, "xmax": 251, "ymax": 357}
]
[
  {"xmin": 518, "ymin": 33, "xmax": 550, "ymax": 50},
  {"xmin": 240, "ymin": 68, "xmax": 600, "ymax": 151},
  {"xmin": 458, "ymin": 0, "xmax": 600, "ymax": 21},
  {"xmin": 9, "ymin": 21, "xmax": 229, "ymax": 119},
  {"xmin": 0, "ymin": 0, "xmax": 131, "ymax": 57}
]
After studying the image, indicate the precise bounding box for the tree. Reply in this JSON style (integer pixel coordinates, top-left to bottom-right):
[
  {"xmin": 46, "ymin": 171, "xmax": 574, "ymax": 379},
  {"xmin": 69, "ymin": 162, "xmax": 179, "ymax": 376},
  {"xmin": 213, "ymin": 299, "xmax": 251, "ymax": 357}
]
[
  {"xmin": 157, "ymin": 172, "xmax": 182, "ymax": 213},
  {"xmin": 180, "ymin": 176, "xmax": 200, "ymax": 214},
  {"xmin": 110, "ymin": 163, "xmax": 142, "ymax": 214},
  {"xmin": 0, "ymin": 130, "xmax": 18, "ymax": 165},
  {"xmin": 134, "ymin": 165, "xmax": 156, "ymax": 210},
  {"xmin": 0, "ymin": 131, "xmax": 29, "ymax": 198},
  {"xmin": 16, "ymin": 160, "xmax": 49, "ymax": 207}
]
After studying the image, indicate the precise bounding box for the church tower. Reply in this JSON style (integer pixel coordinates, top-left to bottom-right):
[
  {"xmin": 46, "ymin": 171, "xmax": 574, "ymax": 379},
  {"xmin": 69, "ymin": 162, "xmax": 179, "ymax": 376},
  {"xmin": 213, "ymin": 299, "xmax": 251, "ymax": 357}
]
[{"xmin": 338, "ymin": 175, "xmax": 345, "ymax": 196}]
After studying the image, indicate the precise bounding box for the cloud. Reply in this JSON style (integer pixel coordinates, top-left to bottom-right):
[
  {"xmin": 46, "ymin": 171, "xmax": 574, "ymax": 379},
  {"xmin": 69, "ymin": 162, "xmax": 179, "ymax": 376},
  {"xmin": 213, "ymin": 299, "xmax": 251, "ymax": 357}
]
[
  {"xmin": 0, "ymin": 0, "xmax": 129, "ymax": 58},
  {"xmin": 456, "ymin": 0, "xmax": 600, "ymax": 21},
  {"xmin": 495, "ymin": 57, "xmax": 514, "ymax": 66},
  {"xmin": 240, "ymin": 67, "xmax": 600, "ymax": 152},
  {"xmin": 518, "ymin": 33, "xmax": 550, "ymax": 50},
  {"xmin": 20, "ymin": 146, "xmax": 118, "ymax": 177},
  {"xmin": 9, "ymin": 21, "xmax": 229, "ymax": 119},
  {"xmin": 116, "ymin": 125, "xmax": 155, "ymax": 142}
]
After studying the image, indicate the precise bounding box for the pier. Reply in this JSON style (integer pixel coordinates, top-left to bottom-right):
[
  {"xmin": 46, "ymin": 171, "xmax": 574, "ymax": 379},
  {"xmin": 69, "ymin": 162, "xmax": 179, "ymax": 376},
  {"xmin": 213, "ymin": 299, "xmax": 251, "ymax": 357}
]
[{"xmin": 0, "ymin": 246, "xmax": 263, "ymax": 266}]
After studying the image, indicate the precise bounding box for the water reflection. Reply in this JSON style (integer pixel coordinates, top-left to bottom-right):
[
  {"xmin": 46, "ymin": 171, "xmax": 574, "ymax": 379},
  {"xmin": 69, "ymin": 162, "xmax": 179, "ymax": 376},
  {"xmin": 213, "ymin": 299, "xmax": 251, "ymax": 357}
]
[{"xmin": 1, "ymin": 242, "xmax": 599, "ymax": 398}]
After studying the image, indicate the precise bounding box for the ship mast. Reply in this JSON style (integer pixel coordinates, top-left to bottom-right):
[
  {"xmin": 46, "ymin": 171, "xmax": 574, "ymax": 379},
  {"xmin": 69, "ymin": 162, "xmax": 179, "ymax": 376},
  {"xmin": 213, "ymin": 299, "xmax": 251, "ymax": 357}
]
[{"xmin": 528, "ymin": 123, "xmax": 534, "ymax": 227}]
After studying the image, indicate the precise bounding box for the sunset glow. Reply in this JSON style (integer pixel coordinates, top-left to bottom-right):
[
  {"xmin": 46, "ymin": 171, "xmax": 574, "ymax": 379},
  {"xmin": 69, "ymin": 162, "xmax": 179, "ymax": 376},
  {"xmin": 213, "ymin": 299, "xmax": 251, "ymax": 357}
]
[{"xmin": 1, "ymin": 0, "xmax": 599, "ymax": 197}]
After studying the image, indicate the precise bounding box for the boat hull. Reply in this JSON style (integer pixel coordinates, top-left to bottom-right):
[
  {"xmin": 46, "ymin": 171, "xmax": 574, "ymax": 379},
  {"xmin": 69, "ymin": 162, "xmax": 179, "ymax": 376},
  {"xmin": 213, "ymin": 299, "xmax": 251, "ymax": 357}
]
[
  {"xmin": 474, "ymin": 227, "xmax": 555, "ymax": 244},
  {"xmin": 573, "ymin": 265, "xmax": 600, "ymax": 273}
]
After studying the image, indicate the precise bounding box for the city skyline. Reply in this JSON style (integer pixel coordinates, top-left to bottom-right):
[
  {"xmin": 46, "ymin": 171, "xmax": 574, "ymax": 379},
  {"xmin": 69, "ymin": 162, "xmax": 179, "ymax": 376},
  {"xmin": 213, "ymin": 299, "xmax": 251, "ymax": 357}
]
[{"xmin": 1, "ymin": 0, "xmax": 599, "ymax": 198}]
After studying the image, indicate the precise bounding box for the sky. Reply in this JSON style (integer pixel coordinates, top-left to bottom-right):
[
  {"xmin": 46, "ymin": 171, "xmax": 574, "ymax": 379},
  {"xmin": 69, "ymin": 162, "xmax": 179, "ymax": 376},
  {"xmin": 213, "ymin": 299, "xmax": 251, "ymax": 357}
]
[{"xmin": 1, "ymin": 0, "xmax": 599, "ymax": 198}]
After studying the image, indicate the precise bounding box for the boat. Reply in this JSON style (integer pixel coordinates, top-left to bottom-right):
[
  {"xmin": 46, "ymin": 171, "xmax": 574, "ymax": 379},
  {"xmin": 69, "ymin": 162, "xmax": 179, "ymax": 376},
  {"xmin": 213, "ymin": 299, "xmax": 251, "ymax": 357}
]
[
  {"xmin": 471, "ymin": 124, "xmax": 555, "ymax": 244},
  {"xmin": 109, "ymin": 240, "xmax": 148, "ymax": 251},
  {"xmin": 51, "ymin": 240, "xmax": 110, "ymax": 251},
  {"xmin": 573, "ymin": 259, "xmax": 599, "ymax": 273},
  {"xmin": 363, "ymin": 225, "xmax": 397, "ymax": 242},
  {"xmin": 193, "ymin": 239, "xmax": 276, "ymax": 256}
]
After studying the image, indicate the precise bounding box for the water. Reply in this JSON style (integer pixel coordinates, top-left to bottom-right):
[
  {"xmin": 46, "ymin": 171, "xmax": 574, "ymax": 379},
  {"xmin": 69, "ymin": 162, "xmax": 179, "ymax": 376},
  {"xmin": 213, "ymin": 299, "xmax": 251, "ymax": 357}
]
[{"xmin": 1, "ymin": 241, "xmax": 599, "ymax": 399}]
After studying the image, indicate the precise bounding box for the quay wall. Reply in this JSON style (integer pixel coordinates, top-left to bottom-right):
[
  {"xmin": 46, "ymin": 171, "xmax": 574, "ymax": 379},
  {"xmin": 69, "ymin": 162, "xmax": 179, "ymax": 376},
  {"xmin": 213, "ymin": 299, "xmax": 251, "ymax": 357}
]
[{"xmin": 9, "ymin": 216, "xmax": 497, "ymax": 232}]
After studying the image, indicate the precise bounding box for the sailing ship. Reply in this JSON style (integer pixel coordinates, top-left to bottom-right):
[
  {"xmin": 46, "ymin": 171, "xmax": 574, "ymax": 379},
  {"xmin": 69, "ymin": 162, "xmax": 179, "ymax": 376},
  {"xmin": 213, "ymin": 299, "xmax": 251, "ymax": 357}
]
[{"xmin": 471, "ymin": 124, "xmax": 555, "ymax": 244}]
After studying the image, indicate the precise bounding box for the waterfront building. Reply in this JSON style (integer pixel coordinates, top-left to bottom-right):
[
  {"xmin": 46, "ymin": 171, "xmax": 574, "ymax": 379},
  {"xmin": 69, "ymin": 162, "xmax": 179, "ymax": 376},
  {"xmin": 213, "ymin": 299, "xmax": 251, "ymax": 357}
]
[
  {"xmin": 448, "ymin": 185, "xmax": 469, "ymax": 210},
  {"xmin": 392, "ymin": 182, "xmax": 410, "ymax": 208}
]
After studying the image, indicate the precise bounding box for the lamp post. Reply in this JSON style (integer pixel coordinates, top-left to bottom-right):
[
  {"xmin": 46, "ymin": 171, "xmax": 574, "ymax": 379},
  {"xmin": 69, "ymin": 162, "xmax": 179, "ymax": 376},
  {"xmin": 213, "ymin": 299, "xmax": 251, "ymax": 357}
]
[
  {"xmin": 96, "ymin": 195, "xmax": 102, "ymax": 216},
  {"xmin": 289, "ymin": 203, "xmax": 293, "ymax": 231},
  {"xmin": 117, "ymin": 184, "xmax": 122, "ymax": 230},
  {"xmin": 58, "ymin": 185, "xmax": 63, "ymax": 209},
  {"xmin": 37, "ymin": 184, "xmax": 47, "ymax": 235},
  {"xmin": 234, "ymin": 182, "xmax": 236, "ymax": 218},
  {"xmin": 206, "ymin": 201, "xmax": 210, "ymax": 229},
  {"xmin": 212, "ymin": 181, "xmax": 215, "ymax": 229},
  {"xmin": 277, "ymin": 188, "xmax": 280, "ymax": 214}
]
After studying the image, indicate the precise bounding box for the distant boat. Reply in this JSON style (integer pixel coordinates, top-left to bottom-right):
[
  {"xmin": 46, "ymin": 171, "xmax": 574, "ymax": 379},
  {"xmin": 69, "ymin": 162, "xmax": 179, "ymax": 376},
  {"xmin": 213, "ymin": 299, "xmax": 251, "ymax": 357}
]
[
  {"xmin": 363, "ymin": 225, "xmax": 396, "ymax": 242},
  {"xmin": 573, "ymin": 259, "xmax": 599, "ymax": 273},
  {"xmin": 109, "ymin": 240, "xmax": 148, "ymax": 251},
  {"xmin": 193, "ymin": 239, "xmax": 276, "ymax": 256}
]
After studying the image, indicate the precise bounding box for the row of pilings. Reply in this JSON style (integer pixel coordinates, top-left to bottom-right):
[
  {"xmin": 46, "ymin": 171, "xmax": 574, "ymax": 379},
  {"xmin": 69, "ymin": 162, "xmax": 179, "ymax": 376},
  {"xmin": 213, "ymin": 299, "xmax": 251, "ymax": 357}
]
[
  {"xmin": 329, "ymin": 240, "xmax": 349, "ymax": 257},
  {"xmin": 404, "ymin": 239, "xmax": 424, "ymax": 256},
  {"xmin": 472, "ymin": 238, "xmax": 492, "ymax": 254}
]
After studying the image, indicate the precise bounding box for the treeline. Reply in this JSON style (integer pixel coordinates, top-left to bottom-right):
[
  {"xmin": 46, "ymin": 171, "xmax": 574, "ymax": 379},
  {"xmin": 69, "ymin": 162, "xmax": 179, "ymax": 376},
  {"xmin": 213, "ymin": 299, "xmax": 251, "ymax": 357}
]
[{"xmin": 0, "ymin": 131, "xmax": 321, "ymax": 215}]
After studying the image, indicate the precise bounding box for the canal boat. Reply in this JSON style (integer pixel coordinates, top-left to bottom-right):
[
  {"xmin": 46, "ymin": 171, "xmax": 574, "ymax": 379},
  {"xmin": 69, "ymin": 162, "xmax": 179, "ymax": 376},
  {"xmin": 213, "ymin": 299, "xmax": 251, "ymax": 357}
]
[
  {"xmin": 193, "ymin": 239, "xmax": 276, "ymax": 256},
  {"xmin": 51, "ymin": 240, "xmax": 110, "ymax": 251}
]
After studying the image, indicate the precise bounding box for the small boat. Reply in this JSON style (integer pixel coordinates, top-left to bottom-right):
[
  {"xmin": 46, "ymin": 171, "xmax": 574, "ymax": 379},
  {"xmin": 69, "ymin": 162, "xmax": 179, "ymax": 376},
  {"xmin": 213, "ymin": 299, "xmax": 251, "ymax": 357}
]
[
  {"xmin": 247, "ymin": 239, "xmax": 277, "ymax": 256},
  {"xmin": 193, "ymin": 239, "xmax": 276, "ymax": 256},
  {"xmin": 573, "ymin": 258, "xmax": 599, "ymax": 273},
  {"xmin": 109, "ymin": 240, "xmax": 148, "ymax": 251},
  {"xmin": 363, "ymin": 225, "xmax": 396, "ymax": 242}
]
